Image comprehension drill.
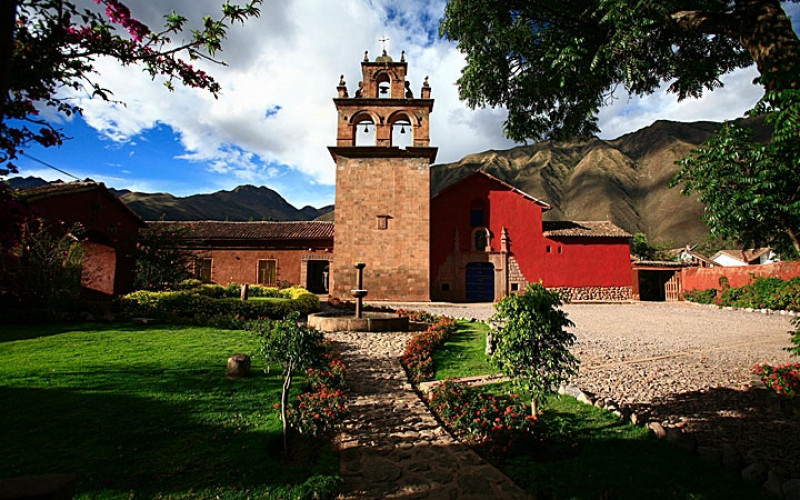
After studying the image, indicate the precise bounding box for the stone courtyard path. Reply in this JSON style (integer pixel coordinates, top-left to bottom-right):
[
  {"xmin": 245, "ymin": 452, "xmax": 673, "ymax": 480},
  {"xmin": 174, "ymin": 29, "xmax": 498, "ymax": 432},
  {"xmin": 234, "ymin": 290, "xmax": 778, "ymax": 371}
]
[{"xmin": 326, "ymin": 330, "xmax": 532, "ymax": 500}]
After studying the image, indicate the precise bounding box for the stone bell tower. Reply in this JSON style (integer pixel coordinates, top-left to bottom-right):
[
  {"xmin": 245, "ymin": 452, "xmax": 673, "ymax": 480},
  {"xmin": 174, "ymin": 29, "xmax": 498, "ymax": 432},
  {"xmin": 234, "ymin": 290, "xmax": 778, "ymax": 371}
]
[{"xmin": 329, "ymin": 50, "xmax": 437, "ymax": 301}]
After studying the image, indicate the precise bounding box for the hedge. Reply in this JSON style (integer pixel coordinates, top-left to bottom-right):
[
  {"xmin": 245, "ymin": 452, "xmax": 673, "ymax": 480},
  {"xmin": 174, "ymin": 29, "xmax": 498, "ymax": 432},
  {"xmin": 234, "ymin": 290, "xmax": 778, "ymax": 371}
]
[
  {"xmin": 682, "ymin": 276, "xmax": 800, "ymax": 311},
  {"xmin": 120, "ymin": 286, "xmax": 320, "ymax": 323}
]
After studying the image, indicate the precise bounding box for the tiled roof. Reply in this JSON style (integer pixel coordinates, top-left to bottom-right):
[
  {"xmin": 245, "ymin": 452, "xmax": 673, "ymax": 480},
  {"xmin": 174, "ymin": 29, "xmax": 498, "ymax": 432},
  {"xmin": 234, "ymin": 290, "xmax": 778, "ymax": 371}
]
[
  {"xmin": 712, "ymin": 248, "xmax": 771, "ymax": 264},
  {"xmin": 542, "ymin": 220, "xmax": 631, "ymax": 238},
  {"xmin": 146, "ymin": 220, "xmax": 334, "ymax": 240},
  {"xmin": 19, "ymin": 180, "xmax": 145, "ymax": 226}
]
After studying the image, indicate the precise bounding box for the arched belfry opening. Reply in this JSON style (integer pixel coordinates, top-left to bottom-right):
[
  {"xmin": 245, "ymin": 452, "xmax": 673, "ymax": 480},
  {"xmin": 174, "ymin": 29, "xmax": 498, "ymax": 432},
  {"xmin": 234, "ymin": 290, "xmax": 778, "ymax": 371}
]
[{"xmin": 329, "ymin": 48, "xmax": 438, "ymax": 301}]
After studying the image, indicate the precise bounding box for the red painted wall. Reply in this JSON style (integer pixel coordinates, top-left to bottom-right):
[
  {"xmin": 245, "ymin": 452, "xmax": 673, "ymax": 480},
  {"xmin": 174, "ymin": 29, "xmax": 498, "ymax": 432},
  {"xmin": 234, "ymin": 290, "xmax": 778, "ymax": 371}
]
[
  {"xmin": 681, "ymin": 261, "xmax": 800, "ymax": 292},
  {"xmin": 431, "ymin": 173, "xmax": 631, "ymax": 289},
  {"xmin": 538, "ymin": 237, "xmax": 632, "ymax": 287}
]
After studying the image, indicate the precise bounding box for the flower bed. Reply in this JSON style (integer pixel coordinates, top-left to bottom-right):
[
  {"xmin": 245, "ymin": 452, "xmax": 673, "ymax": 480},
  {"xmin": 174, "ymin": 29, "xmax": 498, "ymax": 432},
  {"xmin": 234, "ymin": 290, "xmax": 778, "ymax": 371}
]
[
  {"xmin": 288, "ymin": 341, "xmax": 349, "ymax": 439},
  {"xmin": 400, "ymin": 315, "xmax": 457, "ymax": 383},
  {"xmin": 752, "ymin": 362, "xmax": 800, "ymax": 398},
  {"xmin": 427, "ymin": 380, "xmax": 537, "ymax": 454}
]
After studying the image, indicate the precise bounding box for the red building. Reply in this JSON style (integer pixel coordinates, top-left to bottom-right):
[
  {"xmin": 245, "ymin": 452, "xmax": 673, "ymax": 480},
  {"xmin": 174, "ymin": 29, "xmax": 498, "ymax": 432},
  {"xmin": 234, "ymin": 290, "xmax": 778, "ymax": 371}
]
[
  {"xmin": 431, "ymin": 171, "xmax": 632, "ymax": 302},
  {"xmin": 21, "ymin": 181, "xmax": 144, "ymax": 297}
]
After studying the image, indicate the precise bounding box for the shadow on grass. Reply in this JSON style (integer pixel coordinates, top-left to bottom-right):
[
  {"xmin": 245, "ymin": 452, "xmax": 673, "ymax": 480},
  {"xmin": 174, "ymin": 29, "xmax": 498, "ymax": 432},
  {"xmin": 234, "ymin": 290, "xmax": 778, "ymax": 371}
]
[{"xmin": 0, "ymin": 374, "xmax": 337, "ymax": 498}]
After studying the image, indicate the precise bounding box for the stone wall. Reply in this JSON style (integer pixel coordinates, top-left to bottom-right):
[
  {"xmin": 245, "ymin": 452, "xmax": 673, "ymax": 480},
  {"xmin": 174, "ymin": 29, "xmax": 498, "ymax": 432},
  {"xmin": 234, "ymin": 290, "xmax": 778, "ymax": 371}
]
[{"xmin": 550, "ymin": 286, "xmax": 633, "ymax": 302}]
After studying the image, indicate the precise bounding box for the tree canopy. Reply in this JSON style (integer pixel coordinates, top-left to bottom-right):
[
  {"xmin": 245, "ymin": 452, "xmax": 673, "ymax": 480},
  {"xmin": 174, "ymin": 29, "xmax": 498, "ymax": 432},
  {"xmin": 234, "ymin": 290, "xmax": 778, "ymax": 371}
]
[
  {"xmin": 440, "ymin": 0, "xmax": 800, "ymax": 142},
  {"xmin": 1, "ymin": 0, "xmax": 261, "ymax": 175}
]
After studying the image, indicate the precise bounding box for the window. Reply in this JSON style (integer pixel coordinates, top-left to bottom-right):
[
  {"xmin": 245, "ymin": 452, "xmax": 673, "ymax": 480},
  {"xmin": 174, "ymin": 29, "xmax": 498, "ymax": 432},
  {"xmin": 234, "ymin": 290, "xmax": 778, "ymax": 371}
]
[
  {"xmin": 473, "ymin": 228, "xmax": 489, "ymax": 251},
  {"xmin": 257, "ymin": 259, "xmax": 277, "ymax": 286},
  {"xmin": 511, "ymin": 283, "xmax": 519, "ymax": 292},
  {"xmin": 195, "ymin": 258, "xmax": 212, "ymax": 283},
  {"xmin": 470, "ymin": 209, "xmax": 484, "ymax": 227},
  {"xmin": 377, "ymin": 215, "xmax": 391, "ymax": 230},
  {"xmin": 546, "ymin": 245, "xmax": 551, "ymax": 253},
  {"xmin": 558, "ymin": 246, "xmax": 563, "ymax": 254},
  {"xmin": 441, "ymin": 283, "xmax": 450, "ymax": 291}
]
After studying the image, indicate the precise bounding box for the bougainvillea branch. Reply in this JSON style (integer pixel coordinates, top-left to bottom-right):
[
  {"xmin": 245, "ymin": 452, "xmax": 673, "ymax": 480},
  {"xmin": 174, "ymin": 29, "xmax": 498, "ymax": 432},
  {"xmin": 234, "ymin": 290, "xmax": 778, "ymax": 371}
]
[{"xmin": 0, "ymin": 0, "xmax": 261, "ymax": 175}]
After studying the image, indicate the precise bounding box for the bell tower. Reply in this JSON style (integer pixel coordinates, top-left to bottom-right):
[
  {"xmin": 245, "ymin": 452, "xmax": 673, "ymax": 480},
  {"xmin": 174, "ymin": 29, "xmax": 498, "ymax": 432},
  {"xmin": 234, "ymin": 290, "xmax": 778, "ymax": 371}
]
[{"xmin": 329, "ymin": 50, "xmax": 437, "ymax": 301}]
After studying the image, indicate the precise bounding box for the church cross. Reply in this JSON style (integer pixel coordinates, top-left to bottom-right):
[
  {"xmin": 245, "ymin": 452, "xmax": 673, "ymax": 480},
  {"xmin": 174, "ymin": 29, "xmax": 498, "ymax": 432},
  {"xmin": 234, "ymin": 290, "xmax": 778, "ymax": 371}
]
[{"xmin": 379, "ymin": 36, "xmax": 389, "ymax": 52}]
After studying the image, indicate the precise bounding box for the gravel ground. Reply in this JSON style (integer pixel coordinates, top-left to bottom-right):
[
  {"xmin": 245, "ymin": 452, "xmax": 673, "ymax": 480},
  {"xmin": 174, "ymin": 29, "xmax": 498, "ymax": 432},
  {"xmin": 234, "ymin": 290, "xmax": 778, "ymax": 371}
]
[{"xmin": 376, "ymin": 300, "xmax": 799, "ymax": 480}]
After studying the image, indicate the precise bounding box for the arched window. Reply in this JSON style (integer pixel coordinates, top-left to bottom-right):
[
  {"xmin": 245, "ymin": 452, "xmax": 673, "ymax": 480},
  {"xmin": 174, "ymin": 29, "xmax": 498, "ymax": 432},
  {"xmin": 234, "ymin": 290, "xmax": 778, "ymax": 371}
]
[
  {"xmin": 472, "ymin": 227, "xmax": 490, "ymax": 252},
  {"xmin": 376, "ymin": 72, "xmax": 391, "ymax": 99},
  {"xmin": 391, "ymin": 119, "xmax": 411, "ymax": 149},
  {"xmin": 470, "ymin": 200, "xmax": 485, "ymax": 227},
  {"xmin": 353, "ymin": 114, "xmax": 376, "ymax": 146}
]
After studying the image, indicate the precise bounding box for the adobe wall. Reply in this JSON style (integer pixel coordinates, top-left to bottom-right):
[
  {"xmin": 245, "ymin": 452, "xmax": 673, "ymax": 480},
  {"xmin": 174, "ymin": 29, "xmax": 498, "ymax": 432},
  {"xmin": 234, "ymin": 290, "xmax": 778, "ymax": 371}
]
[
  {"xmin": 681, "ymin": 261, "xmax": 800, "ymax": 292},
  {"xmin": 191, "ymin": 248, "xmax": 331, "ymax": 287},
  {"xmin": 331, "ymin": 155, "xmax": 430, "ymax": 301}
]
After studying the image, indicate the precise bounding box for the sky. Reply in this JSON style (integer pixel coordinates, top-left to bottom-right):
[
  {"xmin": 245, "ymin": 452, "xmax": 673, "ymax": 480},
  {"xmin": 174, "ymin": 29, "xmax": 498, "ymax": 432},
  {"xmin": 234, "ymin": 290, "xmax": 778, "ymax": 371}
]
[{"xmin": 10, "ymin": 0, "xmax": 800, "ymax": 209}]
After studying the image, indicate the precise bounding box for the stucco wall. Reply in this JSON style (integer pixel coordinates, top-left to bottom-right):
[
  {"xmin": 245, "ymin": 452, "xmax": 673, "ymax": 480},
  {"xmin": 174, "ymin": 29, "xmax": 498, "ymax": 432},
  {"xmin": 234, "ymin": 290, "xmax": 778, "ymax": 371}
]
[
  {"xmin": 681, "ymin": 261, "xmax": 800, "ymax": 292},
  {"xmin": 539, "ymin": 237, "xmax": 632, "ymax": 288},
  {"xmin": 192, "ymin": 248, "xmax": 331, "ymax": 288}
]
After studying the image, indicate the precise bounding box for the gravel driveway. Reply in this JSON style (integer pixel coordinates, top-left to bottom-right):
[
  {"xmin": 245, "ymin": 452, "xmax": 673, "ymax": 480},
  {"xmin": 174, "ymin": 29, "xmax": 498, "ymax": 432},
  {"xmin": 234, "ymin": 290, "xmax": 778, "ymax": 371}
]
[{"xmin": 383, "ymin": 300, "xmax": 799, "ymax": 481}]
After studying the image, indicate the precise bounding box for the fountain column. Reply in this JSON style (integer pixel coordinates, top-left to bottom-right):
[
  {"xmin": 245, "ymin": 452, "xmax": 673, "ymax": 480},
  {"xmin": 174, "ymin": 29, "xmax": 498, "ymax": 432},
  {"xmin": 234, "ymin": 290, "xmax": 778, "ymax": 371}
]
[{"xmin": 352, "ymin": 262, "xmax": 367, "ymax": 319}]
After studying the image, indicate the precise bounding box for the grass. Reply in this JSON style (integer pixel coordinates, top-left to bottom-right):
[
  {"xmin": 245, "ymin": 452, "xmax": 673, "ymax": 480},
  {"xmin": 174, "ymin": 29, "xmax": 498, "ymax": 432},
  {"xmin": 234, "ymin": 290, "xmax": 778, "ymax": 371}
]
[
  {"xmin": 434, "ymin": 330, "xmax": 773, "ymax": 499},
  {"xmin": 433, "ymin": 320, "xmax": 493, "ymax": 380},
  {"xmin": 0, "ymin": 322, "xmax": 339, "ymax": 499}
]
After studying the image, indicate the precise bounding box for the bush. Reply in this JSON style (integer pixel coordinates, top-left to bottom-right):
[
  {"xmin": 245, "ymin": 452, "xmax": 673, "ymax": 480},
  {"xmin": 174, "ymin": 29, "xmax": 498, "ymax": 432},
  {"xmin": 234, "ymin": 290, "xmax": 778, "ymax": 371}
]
[
  {"xmin": 401, "ymin": 317, "xmax": 458, "ymax": 383},
  {"xmin": 428, "ymin": 380, "xmax": 538, "ymax": 454},
  {"xmin": 682, "ymin": 288, "xmax": 718, "ymax": 304},
  {"xmin": 752, "ymin": 362, "xmax": 800, "ymax": 398},
  {"xmin": 716, "ymin": 277, "xmax": 800, "ymax": 311},
  {"xmin": 119, "ymin": 287, "xmax": 320, "ymax": 323}
]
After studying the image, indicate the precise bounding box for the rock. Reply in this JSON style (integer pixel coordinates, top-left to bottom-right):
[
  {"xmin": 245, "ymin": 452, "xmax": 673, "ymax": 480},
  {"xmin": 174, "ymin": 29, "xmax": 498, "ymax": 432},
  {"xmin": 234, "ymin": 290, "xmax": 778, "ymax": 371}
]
[
  {"xmin": 362, "ymin": 459, "xmax": 402, "ymax": 483},
  {"xmin": 741, "ymin": 462, "xmax": 769, "ymax": 484},
  {"xmin": 696, "ymin": 446, "xmax": 722, "ymax": 466},
  {"xmin": 721, "ymin": 443, "xmax": 742, "ymax": 473},
  {"xmin": 647, "ymin": 422, "xmax": 667, "ymax": 439},
  {"xmin": 783, "ymin": 478, "xmax": 800, "ymax": 500},
  {"xmin": 764, "ymin": 470, "xmax": 783, "ymax": 497},
  {"xmin": 629, "ymin": 412, "xmax": 640, "ymax": 426},
  {"xmin": 225, "ymin": 354, "xmax": 251, "ymax": 379}
]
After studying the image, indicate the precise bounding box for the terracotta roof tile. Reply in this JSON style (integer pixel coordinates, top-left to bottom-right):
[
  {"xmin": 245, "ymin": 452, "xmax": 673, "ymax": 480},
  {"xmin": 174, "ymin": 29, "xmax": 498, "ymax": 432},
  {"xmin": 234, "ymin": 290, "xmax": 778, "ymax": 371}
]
[
  {"xmin": 146, "ymin": 220, "xmax": 334, "ymax": 240},
  {"xmin": 542, "ymin": 220, "xmax": 631, "ymax": 238}
]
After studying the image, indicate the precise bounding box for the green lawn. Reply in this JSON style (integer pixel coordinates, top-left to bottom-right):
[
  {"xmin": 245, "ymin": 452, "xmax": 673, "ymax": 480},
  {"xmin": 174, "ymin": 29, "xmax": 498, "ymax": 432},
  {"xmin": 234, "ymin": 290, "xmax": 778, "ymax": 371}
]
[
  {"xmin": 435, "ymin": 328, "xmax": 773, "ymax": 500},
  {"xmin": 433, "ymin": 320, "xmax": 494, "ymax": 380},
  {"xmin": 0, "ymin": 323, "xmax": 339, "ymax": 499}
]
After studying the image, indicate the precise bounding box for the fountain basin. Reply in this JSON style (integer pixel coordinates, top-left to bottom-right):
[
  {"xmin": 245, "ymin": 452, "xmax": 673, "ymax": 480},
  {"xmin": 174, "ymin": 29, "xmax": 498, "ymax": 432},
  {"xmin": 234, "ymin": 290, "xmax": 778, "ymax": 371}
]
[{"xmin": 307, "ymin": 311, "xmax": 409, "ymax": 332}]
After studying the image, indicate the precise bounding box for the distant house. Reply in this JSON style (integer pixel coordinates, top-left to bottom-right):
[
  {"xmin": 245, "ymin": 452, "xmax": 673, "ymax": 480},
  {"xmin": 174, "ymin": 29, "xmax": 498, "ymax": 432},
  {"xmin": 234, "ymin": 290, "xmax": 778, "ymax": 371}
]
[
  {"xmin": 146, "ymin": 221, "xmax": 334, "ymax": 293},
  {"xmin": 20, "ymin": 181, "xmax": 145, "ymax": 297},
  {"xmin": 670, "ymin": 245, "xmax": 714, "ymax": 267},
  {"xmin": 709, "ymin": 248, "xmax": 778, "ymax": 267}
]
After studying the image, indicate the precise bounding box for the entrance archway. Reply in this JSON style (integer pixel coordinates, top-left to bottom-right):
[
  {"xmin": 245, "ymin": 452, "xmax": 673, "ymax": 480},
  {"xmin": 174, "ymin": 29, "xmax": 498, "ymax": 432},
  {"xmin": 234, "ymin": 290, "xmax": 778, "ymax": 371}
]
[{"xmin": 465, "ymin": 262, "xmax": 494, "ymax": 302}]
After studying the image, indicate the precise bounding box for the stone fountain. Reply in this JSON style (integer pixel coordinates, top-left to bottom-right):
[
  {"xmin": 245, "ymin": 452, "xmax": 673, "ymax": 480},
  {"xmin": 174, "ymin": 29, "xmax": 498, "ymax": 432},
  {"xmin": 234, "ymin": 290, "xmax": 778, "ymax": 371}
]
[{"xmin": 307, "ymin": 262, "xmax": 409, "ymax": 332}]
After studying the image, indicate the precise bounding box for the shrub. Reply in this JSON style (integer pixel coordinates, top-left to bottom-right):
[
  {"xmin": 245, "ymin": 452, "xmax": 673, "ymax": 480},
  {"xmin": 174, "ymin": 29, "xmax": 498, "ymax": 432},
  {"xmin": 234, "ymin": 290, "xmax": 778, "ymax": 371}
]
[
  {"xmin": 119, "ymin": 287, "xmax": 320, "ymax": 323},
  {"xmin": 490, "ymin": 284, "xmax": 579, "ymax": 417},
  {"xmin": 715, "ymin": 277, "xmax": 800, "ymax": 311},
  {"xmin": 289, "ymin": 386, "xmax": 349, "ymax": 439},
  {"xmin": 789, "ymin": 316, "xmax": 800, "ymax": 357},
  {"xmin": 401, "ymin": 317, "xmax": 457, "ymax": 383},
  {"xmin": 752, "ymin": 363, "xmax": 800, "ymax": 398},
  {"xmin": 682, "ymin": 288, "xmax": 718, "ymax": 304},
  {"xmin": 428, "ymin": 380, "xmax": 537, "ymax": 454}
]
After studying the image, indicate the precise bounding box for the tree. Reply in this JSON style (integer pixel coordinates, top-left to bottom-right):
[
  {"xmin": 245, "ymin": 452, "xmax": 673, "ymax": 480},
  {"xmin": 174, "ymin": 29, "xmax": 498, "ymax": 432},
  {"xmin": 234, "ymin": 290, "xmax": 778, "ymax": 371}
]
[
  {"xmin": 0, "ymin": 216, "xmax": 84, "ymax": 313},
  {"xmin": 1, "ymin": 0, "xmax": 261, "ymax": 175},
  {"xmin": 490, "ymin": 284, "xmax": 579, "ymax": 417},
  {"xmin": 133, "ymin": 223, "xmax": 199, "ymax": 290},
  {"xmin": 439, "ymin": 0, "xmax": 799, "ymax": 142},
  {"xmin": 252, "ymin": 314, "xmax": 324, "ymax": 454},
  {"xmin": 670, "ymin": 88, "xmax": 800, "ymax": 256}
]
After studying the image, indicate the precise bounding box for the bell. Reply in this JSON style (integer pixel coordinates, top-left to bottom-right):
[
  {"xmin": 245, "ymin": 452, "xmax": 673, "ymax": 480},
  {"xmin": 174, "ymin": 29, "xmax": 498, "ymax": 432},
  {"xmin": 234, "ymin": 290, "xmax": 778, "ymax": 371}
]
[
  {"xmin": 379, "ymin": 85, "xmax": 389, "ymax": 94},
  {"xmin": 363, "ymin": 124, "xmax": 369, "ymax": 133},
  {"xmin": 400, "ymin": 126, "xmax": 406, "ymax": 134}
]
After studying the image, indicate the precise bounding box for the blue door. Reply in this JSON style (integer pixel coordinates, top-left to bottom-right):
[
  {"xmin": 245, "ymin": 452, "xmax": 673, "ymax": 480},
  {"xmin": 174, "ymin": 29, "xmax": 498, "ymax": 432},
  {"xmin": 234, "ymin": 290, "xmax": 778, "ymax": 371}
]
[{"xmin": 465, "ymin": 262, "xmax": 494, "ymax": 302}]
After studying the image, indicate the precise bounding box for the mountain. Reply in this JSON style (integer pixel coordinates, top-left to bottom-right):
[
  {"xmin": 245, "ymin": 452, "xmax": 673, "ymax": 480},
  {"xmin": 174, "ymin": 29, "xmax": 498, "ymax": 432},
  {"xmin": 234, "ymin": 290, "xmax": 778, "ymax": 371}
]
[
  {"xmin": 8, "ymin": 177, "xmax": 333, "ymax": 222},
  {"xmin": 119, "ymin": 185, "xmax": 333, "ymax": 222},
  {"xmin": 432, "ymin": 118, "xmax": 765, "ymax": 246}
]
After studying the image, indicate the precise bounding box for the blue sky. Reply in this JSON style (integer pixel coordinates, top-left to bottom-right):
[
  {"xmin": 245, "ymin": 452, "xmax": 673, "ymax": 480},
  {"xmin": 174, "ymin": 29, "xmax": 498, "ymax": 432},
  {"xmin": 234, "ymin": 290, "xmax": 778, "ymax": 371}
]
[{"xmin": 9, "ymin": 0, "xmax": 800, "ymax": 209}]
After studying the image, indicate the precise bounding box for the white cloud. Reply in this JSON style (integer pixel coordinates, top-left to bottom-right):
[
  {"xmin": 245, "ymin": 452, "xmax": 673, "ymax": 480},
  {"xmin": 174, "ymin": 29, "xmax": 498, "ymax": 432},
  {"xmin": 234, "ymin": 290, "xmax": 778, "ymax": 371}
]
[{"xmin": 65, "ymin": 0, "xmax": 780, "ymax": 194}]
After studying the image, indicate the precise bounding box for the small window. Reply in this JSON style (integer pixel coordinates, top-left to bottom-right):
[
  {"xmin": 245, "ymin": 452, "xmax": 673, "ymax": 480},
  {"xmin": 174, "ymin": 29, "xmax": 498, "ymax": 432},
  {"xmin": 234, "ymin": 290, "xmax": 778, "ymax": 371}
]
[
  {"xmin": 546, "ymin": 245, "xmax": 551, "ymax": 253},
  {"xmin": 195, "ymin": 258, "xmax": 212, "ymax": 283},
  {"xmin": 511, "ymin": 283, "xmax": 519, "ymax": 292},
  {"xmin": 470, "ymin": 209, "xmax": 484, "ymax": 227},
  {"xmin": 441, "ymin": 283, "xmax": 450, "ymax": 291},
  {"xmin": 558, "ymin": 246, "xmax": 563, "ymax": 254},
  {"xmin": 257, "ymin": 259, "xmax": 277, "ymax": 286},
  {"xmin": 377, "ymin": 215, "xmax": 391, "ymax": 230}
]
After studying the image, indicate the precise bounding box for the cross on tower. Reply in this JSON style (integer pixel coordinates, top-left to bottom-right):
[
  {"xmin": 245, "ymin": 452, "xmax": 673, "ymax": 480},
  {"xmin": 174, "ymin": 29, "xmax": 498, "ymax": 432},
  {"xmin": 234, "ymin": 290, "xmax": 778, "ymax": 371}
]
[{"xmin": 379, "ymin": 36, "xmax": 389, "ymax": 52}]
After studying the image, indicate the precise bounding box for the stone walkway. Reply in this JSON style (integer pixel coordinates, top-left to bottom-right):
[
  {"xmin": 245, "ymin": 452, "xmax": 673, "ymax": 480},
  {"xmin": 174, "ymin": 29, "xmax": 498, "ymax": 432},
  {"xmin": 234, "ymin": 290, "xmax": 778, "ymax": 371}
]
[{"xmin": 327, "ymin": 330, "xmax": 532, "ymax": 500}]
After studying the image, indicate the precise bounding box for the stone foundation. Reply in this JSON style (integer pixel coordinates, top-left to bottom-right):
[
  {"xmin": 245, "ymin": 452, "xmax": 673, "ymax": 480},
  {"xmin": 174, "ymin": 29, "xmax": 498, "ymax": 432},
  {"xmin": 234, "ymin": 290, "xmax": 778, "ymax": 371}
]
[{"xmin": 550, "ymin": 286, "xmax": 633, "ymax": 302}]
